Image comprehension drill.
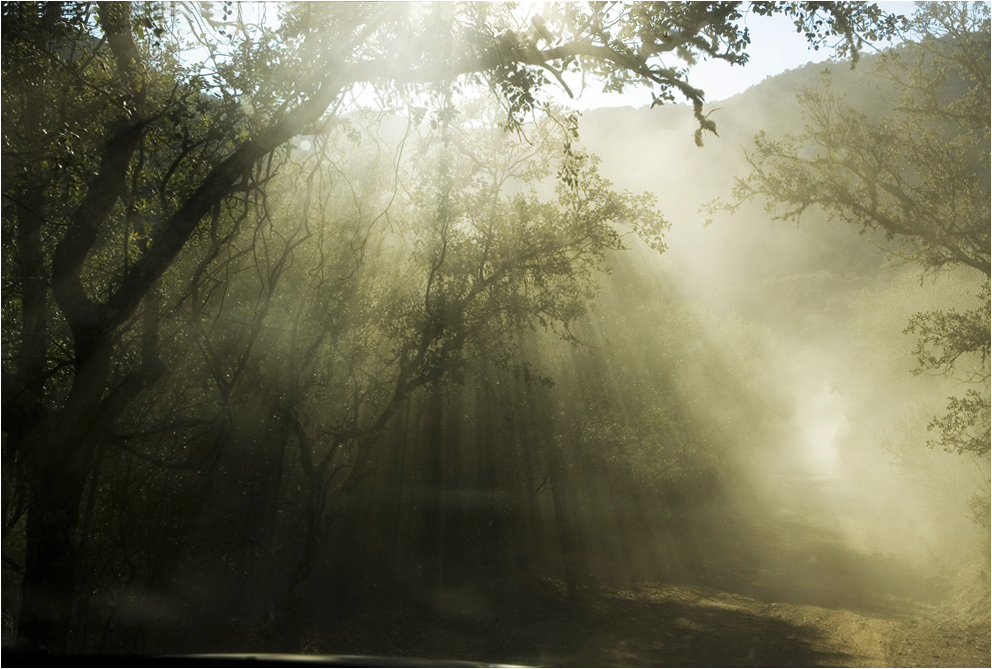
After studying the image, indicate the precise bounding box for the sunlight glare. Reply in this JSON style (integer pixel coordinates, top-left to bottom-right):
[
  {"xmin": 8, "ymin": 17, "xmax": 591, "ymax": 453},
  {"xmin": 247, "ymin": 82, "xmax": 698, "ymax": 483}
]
[{"xmin": 798, "ymin": 385, "xmax": 846, "ymax": 477}]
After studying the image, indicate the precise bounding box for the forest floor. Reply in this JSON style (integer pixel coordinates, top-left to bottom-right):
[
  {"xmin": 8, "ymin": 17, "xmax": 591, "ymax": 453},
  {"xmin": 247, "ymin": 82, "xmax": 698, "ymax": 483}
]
[
  {"xmin": 257, "ymin": 477, "xmax": 991, "ymax": 667},
  {"xmin": 303, "ymin": 579, "xmax": 990, "ymax": 667}
]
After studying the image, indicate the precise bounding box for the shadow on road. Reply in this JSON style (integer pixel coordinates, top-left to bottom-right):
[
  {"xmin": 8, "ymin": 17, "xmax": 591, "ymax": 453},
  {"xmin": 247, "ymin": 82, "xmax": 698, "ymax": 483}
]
[
  {"xmin": 530, "ymin": 586, "xmax": 852, "ymax": 667},
  {"xmin": 306, "ymin": 581, "xmax": 852, "ymax": 668}
]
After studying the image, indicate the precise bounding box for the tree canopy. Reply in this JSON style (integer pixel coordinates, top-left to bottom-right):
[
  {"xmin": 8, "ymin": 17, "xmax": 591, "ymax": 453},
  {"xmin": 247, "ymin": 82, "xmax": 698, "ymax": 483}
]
[
  {"xmin": 1, "ymin": 0, "xmax": 907, "ymax": 653},
  {"xmin": 726, "ymin": 2, "xmax": 990, "ymax": 461}
]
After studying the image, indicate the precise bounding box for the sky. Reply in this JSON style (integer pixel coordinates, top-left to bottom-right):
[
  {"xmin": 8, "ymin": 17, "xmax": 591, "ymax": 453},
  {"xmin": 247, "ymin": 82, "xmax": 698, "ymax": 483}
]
[
  {"xmin": 564, "ymin": 1, "xmax": 920, "ymax": 108},
  {"xmin": 185, "ymin": 2, "xmax": 921, "ymax": 113}
]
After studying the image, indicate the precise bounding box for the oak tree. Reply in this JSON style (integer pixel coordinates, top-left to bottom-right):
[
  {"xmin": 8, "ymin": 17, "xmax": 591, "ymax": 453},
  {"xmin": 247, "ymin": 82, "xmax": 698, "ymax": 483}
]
[
  {"xmin": 727, "ymin": 3, "xmax": 989, "ymax": 460},
  {"xmin": 1, "ymin": 0, "xmax": 901, "ymax": 651}
]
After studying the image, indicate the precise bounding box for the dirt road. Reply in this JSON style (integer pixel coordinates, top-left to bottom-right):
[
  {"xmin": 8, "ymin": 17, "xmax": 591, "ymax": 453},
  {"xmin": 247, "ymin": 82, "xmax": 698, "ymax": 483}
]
[
  {"xmin": 293, "ymin": 479, "xmax": 989, "ymax": 666},
  {"xmin": 305, "ymin": 579, "xmax": 989, "ymax": 667},
  {"xmin": 541, "ymin": 585, "xmax": 989, "ymax": 667}
]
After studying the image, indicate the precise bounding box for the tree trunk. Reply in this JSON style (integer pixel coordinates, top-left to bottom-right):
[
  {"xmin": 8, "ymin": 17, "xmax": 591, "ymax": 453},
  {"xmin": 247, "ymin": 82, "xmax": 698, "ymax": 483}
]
[
  {"xmin": 19, "ymin": 459, "xmax": 88, "ymax": 652},
  {"xmin": 548, "ymin": 438, "xmax": 582, "ymax": 596},
  {"xmin": 17, "ymin": 331, "xmax": 112, "ymax": 651},
  {"xmin": 420, "ymin": 389, "xmax": 445, "ymax": 586}
]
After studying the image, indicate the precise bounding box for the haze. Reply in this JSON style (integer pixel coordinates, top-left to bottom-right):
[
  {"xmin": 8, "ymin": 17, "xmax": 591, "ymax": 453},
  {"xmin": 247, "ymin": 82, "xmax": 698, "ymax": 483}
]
[{"xmin": 1, "ymin": 2, "xmax": 988, "ymax": 665}]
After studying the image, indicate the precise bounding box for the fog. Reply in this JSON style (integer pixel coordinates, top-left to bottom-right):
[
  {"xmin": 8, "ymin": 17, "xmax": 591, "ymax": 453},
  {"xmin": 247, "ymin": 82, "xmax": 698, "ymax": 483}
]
[
  {"xmin": 2, "ymin": 3, "xmax": 988, "ymax": 665},
  {"xmin": 578, "ymin": 60, "xmax": 988, "ymax": 594}
]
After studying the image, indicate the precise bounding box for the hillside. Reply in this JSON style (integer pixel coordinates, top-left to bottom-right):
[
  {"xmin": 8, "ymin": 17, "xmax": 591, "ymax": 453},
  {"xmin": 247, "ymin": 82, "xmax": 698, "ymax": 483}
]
[{"xmin": 576, "ymin": 45, "xmax": 990, "ymax": 637}]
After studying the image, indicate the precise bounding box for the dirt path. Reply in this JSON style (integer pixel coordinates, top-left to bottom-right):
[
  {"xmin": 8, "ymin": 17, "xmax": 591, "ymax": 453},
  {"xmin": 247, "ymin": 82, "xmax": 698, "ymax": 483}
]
[
  {"xmin": 307, "ymin": 581, "xmax": 989, "ymax": 667},
  {"xmin": 553, "ymin": 585, "xmax": 989, "ymax": 667},
  {"xmin": 303, "ymin": 477, "xmax": 989, "ymax": 666}
]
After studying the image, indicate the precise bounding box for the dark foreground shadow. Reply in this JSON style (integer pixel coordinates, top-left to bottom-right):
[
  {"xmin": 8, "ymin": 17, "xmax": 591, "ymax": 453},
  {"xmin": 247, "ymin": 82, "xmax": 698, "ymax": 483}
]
[
  {"xmin": 530, "ymin": 587, "xmax": 851, "ymax": 668},
  {"xmin": 298, "ymin": 582, "xmax": 851, "ymax": 668}
]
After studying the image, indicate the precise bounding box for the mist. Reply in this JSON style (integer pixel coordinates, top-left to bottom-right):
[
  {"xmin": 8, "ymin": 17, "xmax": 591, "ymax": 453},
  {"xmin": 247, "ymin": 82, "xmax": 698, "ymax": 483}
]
[
  {"xmin": 2, "ymin": 2, "xmax": 988, "ymax": 666},
  {"xmin": 579, "ymin": 53, "xmax": 989, "ymax": 600}
]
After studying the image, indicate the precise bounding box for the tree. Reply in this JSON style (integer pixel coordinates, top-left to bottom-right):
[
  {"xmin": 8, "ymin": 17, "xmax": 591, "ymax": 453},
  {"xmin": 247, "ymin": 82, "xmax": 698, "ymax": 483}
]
[
  {"xmin": 725, "ymin": 4, "xmax": 989, "ymax": 466},
  {"xmin": 1, "ymin": 1, "xmax": 903, "ymax": 652}
]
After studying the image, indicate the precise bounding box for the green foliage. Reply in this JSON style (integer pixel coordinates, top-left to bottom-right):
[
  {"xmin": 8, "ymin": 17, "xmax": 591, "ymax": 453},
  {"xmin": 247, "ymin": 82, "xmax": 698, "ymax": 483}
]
[
  {"xmin": 751, "ymin": 1, "xmax": 907, "ymax": 62},
  {"xmin": 904, "ymin": 281, "xmax": 990, "ymax": 383},
  {"xmin": 734, "ymin": 76, "xmax": 989, "ymax": 275},
  {"xmin": 724, "ymin": 2, "xmax": 990, "ymax": 462},
  {"xmin": 728, "ymin": 3, "xmax": 989, "ymax": 275},
  {"xmin": 0, "ymin": 0, "xmax": 913, "ymax": 652},
  {"xmin": 925, "ymin": 389, "xmax": 991, "ymax": 457}
]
